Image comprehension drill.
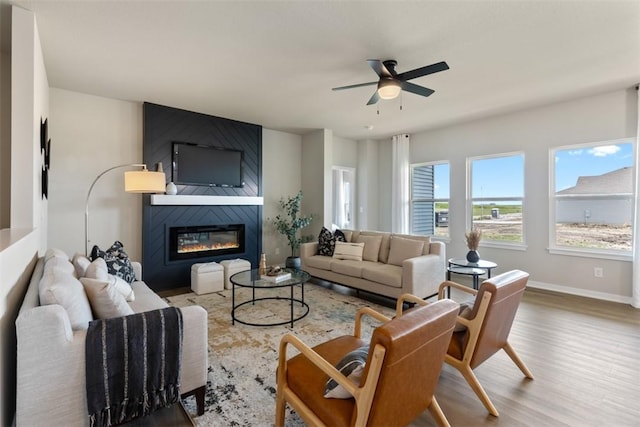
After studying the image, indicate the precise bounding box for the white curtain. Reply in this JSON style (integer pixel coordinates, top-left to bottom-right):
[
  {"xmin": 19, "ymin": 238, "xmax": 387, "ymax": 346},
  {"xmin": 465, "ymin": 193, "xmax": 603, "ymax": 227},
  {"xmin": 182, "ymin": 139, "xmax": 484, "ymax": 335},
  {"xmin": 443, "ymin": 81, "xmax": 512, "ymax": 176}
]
[
  {"xmin": 392, "ymin": 134, "xmax": 410, "ymax": 234},
  {"xmin": 632, "ymin": 85, "xmax": 640, "ymax": 308}
]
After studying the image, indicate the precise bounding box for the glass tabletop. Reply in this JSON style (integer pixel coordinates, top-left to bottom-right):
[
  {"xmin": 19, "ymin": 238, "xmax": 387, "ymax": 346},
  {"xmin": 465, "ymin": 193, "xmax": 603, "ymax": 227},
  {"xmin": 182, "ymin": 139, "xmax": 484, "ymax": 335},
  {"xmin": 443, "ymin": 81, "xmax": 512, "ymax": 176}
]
[
  {"xmin": 448, "ymin": 258, "xmax": 497, "ymax": 269},
  {"xmin": 230, "ymin": 268, "xmax": 310, "ymax": 288},
  {"xmin": 448, "ymin": 266, "xmax": 487, "ymax": 275}
]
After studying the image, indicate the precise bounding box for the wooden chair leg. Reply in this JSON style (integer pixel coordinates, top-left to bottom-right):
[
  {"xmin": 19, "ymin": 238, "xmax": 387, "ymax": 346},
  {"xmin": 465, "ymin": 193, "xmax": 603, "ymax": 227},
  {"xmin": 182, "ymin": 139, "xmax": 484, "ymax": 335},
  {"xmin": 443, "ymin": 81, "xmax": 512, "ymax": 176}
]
[
  {"xmin": 275, "ymin": 386, "xmax": 286, "ymax": 426},
  {"xmin": 428, "ymin": 396, "xmax": 451, "ymax": 427},
  {"xmin": 503, "ymin": 342, "xmax": 534, "ymax": 379},
  {"xmin": 458, "ymin": 365, "xmax": 500, "ymax": 417}
]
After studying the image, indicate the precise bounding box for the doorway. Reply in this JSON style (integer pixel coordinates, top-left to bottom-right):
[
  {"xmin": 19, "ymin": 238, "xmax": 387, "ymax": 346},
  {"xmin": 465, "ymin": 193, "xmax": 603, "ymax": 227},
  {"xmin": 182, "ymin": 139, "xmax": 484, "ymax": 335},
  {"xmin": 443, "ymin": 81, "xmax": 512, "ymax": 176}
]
[{"xmin": 332, "ymin": 166, "xmax": 356, "ymax": 230}]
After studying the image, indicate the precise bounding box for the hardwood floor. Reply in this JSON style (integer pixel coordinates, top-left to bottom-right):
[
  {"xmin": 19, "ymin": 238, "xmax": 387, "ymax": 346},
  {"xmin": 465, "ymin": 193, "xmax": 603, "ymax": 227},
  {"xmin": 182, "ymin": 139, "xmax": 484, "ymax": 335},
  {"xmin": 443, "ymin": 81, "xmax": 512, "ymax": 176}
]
[
  {"xmin": 411, "ymin": 288, "xmax": 640, "ymax": 427},
  {"xmin": 161, "ymin": 282, "xmax": 639, "ymax": 426}
]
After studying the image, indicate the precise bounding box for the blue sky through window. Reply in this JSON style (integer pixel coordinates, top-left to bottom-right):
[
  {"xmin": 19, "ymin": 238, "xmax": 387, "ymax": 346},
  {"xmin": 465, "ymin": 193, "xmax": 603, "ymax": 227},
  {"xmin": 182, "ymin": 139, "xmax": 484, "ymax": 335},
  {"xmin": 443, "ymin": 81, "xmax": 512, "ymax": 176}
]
[
  {"xmin": 555, "ymin": 141, "xmax": 633, "ymax": 192},
  {"xmin": 472, "ymin": 154, "xmax": 524, "ymax": 198},
  {"xmin": 431, "ymin": 141, "xmax": 634, "ymax": 199}
]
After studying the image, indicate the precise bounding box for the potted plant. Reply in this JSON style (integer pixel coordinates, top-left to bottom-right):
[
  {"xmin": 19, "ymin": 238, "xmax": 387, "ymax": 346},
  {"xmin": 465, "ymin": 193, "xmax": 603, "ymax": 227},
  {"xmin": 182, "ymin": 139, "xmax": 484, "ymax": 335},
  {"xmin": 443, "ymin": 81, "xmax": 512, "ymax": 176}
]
[
  {"xmin": 465, "ymin": 227, "xmax": 482, "ymax": 263},
  {"xmin": 270, "ymin": 191, "xmax": 313, "ymax": 268}
]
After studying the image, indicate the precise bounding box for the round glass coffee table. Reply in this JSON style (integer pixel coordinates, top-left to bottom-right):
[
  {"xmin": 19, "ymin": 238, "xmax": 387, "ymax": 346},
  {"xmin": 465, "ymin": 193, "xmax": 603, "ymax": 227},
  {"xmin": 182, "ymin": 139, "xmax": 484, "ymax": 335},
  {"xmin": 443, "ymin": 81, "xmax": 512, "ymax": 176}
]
[
  {"xmin": 447, "ymin": 258, "xmax": 498, "ymax": 290},
  {"xmin": 230, "ymin": 268, "xmax": 310, "ymax": 327}
]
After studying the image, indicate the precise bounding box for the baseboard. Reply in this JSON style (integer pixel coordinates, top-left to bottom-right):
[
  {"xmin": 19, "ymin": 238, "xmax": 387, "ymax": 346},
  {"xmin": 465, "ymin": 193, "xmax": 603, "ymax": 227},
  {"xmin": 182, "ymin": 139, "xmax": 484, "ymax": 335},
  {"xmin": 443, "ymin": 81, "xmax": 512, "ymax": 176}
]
[{"xmin": 527, "ymin": 279, "xmax": 632, "ymax": 305}]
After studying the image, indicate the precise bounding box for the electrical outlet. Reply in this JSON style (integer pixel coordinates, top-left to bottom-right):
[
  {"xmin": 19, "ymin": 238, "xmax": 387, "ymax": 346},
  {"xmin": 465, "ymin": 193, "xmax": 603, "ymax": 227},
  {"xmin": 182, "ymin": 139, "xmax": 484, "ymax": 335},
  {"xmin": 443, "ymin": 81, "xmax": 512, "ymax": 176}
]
[
  {"xmin": 275, "ymin": 247, "xmax": 280, "ymax": 255},
  {"xmin": 594, "ymin": 267, "xmax": 603, "ymax": 278}
]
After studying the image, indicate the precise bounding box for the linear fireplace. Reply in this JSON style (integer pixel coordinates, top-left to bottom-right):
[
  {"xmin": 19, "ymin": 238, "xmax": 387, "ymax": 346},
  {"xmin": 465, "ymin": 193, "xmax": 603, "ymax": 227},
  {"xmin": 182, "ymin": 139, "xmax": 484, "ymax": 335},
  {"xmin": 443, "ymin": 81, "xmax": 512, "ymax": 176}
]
[{"xmin": 169, "ymin": 224, "xmax": 245, "ymax": 261}]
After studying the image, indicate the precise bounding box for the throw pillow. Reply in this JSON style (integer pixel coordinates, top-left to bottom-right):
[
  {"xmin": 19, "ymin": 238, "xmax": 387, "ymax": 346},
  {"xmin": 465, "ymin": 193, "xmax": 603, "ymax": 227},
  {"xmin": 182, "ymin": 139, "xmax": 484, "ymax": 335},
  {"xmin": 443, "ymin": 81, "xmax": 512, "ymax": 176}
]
[
  {"xmin": 91, "ymin": 241, "xmax": 136, "ymax": 284},
  {"xmin": 355, "ymin": 235, "xmax": 382, "ymax": 262},
  {"xmin": 39, "ymin": 263, "xmax": 94, "ymax": 330},
  {"xmin": 332, "ymin": 242, "xmax": 365, "ymax": 262},
  {"xmin": 44, "ymin": 248, "xmax": 69, "ymax": 262},
  {"xmin": 454, "ymin": 298, "xmax": 476, "ymax": 332},
  {"xmin": 387, "ymin": 236, "xmax": 425, "ymax": 267},
  {"xmin": 318, "ymin": 227, "xmax": 347, "ymax": 257},
  {"xmin": 81, "ymin": 277, "xmax": 134, "ymax": 320},
  {"xmin": 324, "ymin": 345, "xmax": 369, "ymax": 399},
  {"xmin": 72, "ymin": 253, "xmax": 92, "ymax": 278},
  {"xmin": 86, "ymin": 257, "xmax": 135, "ymax": 302}
]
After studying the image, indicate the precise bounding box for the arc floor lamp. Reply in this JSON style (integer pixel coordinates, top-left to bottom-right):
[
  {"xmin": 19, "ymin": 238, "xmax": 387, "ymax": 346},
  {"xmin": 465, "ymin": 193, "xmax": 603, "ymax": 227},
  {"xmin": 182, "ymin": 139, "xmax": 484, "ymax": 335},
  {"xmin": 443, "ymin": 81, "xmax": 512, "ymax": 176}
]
[{"xmin": 85, "ymin": 163, "xmax": 165, "ymax": 255}]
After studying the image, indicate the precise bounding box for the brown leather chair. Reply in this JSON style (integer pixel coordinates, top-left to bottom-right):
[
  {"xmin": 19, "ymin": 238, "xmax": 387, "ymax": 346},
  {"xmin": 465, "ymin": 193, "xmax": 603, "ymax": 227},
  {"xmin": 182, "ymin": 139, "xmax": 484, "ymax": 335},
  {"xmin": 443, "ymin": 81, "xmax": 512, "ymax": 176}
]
[
  {"xmin": 275, "ymin": 298, "xmax": 459, "ymax": 427},
  {"xmin": 436, "ymin": 269, "xmax": 534, "ymax": 416}
]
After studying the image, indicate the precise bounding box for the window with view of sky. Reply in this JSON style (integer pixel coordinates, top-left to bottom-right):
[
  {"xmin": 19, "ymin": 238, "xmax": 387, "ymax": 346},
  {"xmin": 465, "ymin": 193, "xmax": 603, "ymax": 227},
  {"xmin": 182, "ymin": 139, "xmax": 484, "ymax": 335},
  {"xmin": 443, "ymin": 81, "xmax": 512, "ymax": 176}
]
[
  {"xmin": 470, "ymin": 153, "xmax": 524, "ymax": 243},
  {"xmin": 552, "ymin": 140, "xmax": 634, "ymax": 252}
]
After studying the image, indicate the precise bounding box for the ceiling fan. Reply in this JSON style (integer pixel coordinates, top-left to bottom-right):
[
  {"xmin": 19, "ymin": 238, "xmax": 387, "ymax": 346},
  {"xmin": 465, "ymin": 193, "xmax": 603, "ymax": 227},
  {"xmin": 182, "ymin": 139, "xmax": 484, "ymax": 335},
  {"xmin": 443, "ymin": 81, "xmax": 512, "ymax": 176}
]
[{"xmin": 332, "ymin": 59, "xmax": 449, "ymax": 105}]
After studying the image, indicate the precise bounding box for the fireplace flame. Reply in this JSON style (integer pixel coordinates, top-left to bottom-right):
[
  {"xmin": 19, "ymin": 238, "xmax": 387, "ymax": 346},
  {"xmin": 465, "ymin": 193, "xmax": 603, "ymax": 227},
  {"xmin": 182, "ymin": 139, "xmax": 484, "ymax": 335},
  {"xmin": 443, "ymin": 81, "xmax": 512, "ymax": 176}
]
[{"xmin": 178, "ymin": 242, "xmax": 240, "ymax": 254}]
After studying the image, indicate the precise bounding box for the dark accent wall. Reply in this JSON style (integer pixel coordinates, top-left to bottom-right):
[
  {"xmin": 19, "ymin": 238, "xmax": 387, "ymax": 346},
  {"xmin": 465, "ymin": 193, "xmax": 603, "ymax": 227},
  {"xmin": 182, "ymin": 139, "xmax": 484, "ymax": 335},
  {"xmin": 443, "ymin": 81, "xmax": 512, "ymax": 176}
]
[{"xmin": 142, "ymin": 103, "xmax": 262, "ymax": 291}]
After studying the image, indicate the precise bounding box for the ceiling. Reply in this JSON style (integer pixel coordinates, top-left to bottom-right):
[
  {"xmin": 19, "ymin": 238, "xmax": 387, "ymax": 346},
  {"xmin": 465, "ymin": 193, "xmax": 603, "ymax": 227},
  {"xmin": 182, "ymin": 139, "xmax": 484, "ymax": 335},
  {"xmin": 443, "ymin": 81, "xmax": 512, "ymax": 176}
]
[{"xmin": 3, "ymin": 0, "xmax": 640, "ymax": 140}]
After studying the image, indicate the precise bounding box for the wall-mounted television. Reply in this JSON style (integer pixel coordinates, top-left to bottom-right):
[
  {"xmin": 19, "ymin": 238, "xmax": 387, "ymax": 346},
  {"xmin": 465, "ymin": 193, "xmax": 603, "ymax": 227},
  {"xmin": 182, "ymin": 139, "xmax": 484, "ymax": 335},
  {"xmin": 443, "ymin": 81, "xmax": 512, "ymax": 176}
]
[{"xmin": 172, "ymin": 142, "xmax": 244, "ymax": 187}]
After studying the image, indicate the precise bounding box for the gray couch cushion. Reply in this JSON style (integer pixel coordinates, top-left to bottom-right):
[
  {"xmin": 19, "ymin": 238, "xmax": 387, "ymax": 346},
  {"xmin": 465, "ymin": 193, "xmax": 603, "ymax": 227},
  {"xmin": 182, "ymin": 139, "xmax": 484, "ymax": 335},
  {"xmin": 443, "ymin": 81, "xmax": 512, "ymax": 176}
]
[
  {"xmin": 359, "ymin": 231, "xmax": 391, "ymax": 263},
  {"xmin": 356, "ymin": 235, "xmax": 383, "ymax": 262},
  {"xmin": 128, "ymin": 281, "xmax": 169, "ymax": 313},
  {"xmin": 388, "ymin": 236, "xmax": 426, "ymax": 266},
  {"xmin": 305, "ymin": 255, "xmax": 333, "ymax": 271},
  {"xmin": 361, "ymin": 263, "xmax": 403, "ymax": 288},
  {"xmin": 391, "ymin": 233, "xmax": 431, "ymax": 255},
  {"xmin": 330, "ymin": 259, "xmax": 364, "ymax": 278}
]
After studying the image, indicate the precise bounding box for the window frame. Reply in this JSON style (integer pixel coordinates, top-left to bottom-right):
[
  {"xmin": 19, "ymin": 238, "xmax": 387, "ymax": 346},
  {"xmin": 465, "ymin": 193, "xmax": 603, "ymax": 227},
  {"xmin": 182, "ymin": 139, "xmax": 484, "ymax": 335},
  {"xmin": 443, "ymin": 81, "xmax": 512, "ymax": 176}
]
[
  {"xmin": 548, "ymin": 138, "xmax": 634, "ymax": 261},
  {"xmin": 467, "ymin": 151, "xmax": 526, "ymax": 250},
  {"xmin": 410, "ymin": 160, "xmax": 450, "ymax": 241}
]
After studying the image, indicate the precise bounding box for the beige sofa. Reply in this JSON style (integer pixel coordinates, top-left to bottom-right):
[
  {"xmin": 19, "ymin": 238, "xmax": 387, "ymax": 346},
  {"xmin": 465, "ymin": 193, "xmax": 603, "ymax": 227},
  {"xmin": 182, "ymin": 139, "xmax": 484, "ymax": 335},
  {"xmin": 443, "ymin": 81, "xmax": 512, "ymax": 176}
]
[
  {"xmin": 301, "ymin": 230, "xmax": 445, "ymax": 300},
  {"xmin": 15, "ymin": 250, "xmax": 208, "ymax": 426}
]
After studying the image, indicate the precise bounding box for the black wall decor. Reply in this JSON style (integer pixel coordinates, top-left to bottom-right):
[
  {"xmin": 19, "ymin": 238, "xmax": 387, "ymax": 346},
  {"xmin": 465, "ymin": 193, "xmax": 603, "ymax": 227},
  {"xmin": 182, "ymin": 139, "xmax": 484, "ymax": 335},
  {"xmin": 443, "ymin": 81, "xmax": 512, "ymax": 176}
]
[
  {"xmin": 40, "ymin": 118, "xmax": 51, "ymax": 199},
  {"xmin": 142, "ymin": 102, "xmax": 263, "ymax": 291}
]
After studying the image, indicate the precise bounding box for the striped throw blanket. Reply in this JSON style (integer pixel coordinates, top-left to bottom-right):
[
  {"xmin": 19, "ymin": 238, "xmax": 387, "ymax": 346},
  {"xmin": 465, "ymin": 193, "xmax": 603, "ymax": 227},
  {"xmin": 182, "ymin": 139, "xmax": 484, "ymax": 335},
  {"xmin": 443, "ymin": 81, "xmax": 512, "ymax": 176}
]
[{"xmin": 85, "ymin": 307, "xmax": 183, "ymax": 427}]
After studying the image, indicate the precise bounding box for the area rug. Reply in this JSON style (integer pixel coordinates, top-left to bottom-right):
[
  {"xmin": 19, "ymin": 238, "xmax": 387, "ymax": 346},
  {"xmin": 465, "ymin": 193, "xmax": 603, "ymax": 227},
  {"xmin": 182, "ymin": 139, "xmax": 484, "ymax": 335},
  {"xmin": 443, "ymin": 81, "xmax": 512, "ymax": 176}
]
[{"xmin": 166, "ymin": 283, "xmax": 395, "ymax": 426}]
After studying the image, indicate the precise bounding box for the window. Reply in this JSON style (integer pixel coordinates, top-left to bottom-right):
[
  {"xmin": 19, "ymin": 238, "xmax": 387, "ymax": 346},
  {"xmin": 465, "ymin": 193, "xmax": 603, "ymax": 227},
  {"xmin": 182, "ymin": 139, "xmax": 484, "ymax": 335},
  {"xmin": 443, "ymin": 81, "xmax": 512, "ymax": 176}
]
[
  {"xmin": 411, "ymin": 162, "xmax": 449, "ymax": 238},
  {"xmin": 469, "ymin": 153, "xmax": 524, "ymax": 244},
  {"xmin": 551, "ymin": 139, "xmax": 633, "ymax": 254}
]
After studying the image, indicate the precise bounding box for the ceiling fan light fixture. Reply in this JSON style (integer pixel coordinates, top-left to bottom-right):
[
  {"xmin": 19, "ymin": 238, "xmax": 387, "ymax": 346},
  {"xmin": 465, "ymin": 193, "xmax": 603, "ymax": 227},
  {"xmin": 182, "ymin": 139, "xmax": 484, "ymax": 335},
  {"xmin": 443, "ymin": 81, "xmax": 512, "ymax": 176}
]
[{"xmin": 377, "ymin": 78, "xmax": 401, "ymax": 100}]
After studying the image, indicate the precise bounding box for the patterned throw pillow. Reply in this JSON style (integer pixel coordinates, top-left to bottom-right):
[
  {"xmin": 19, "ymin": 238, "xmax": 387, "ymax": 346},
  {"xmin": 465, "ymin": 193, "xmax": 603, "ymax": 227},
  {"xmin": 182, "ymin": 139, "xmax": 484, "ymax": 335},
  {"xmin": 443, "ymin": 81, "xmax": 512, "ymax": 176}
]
[
  {"xmin": 324, "ymin": 345, "xmax": 369, "ymax": 399},
  {"xmin": 318, "ymin": 227, "xmax": 346, "ymax": 256},
  {"xmin": 90, "ymin": 241, "xmax": 136, "ymax": 284}
]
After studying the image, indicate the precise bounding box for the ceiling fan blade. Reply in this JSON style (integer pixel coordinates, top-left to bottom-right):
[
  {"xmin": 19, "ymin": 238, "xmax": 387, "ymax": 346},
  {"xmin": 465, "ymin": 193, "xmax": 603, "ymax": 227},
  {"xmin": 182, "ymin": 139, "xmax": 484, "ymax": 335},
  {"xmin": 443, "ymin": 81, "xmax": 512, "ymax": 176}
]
[
  {"xmin": 367, "ymin": 59, "xmax": 392, "ymax": 77},
  {"xmin": 366, "ymin": 90, "xmax": 380, "ymax": 105},
  {"xmin": 401, "ymin": 81, "xmax": 435, "ymax": 97},
  {"xmin": 332, "ymin": 81, "xmax": 378, "ymax": 91},
  {"xmin": 396, "ymin": 61, "xmax": 449, "ymax": 81}
]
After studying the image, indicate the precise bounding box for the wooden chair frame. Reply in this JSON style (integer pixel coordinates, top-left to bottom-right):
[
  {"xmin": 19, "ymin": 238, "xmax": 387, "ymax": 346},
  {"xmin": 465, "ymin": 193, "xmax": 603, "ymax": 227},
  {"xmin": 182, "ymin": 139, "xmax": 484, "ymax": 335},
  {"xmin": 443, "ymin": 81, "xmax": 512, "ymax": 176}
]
[
  {"xmin": 276, "ymin": 303, "xmax": 452, "ymax": 427},
  {"xmin": 399, "ymin": 281, "xmax": 534, "ymax": 417}
]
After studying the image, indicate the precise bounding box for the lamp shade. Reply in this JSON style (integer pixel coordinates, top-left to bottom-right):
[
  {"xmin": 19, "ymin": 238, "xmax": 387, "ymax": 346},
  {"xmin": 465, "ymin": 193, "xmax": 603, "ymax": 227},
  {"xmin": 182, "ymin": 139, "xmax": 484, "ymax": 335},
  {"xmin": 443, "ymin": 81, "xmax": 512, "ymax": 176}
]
[
  {"xmin": 124, "ymin": 170, "xmax": 166, "ymax": 193},
  {"xmin": 377, "ymin": 79, "xmax": 402, "ymax": 100}
]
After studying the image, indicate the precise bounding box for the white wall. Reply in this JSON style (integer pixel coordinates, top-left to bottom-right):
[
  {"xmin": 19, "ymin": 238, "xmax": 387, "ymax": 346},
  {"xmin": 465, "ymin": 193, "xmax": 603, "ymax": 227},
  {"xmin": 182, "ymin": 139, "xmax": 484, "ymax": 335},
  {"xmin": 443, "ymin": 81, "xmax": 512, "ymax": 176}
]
[
  {"xmin": 0, "ymin": 7, "xmax": 48, "ymax": 425},
  {"xmin": 48, "ymin": 89, "xmax": 143, "ymax": 259},
  {"xmin": 408, "ymin": 88, "xmax": 636, "ymax": 302},
  {"xmin": 262, "ymin": 128, "xmax": 302, "ymax": 264},
  {"xmin": 301, "ymin": 129, "xmax": 332, "ymax": 238},
  {"xmin": 356, "ymin": 140, "xmax": 379, "ymax": 230},
  {"xmin": 332, "ymin": 135, "xmax": 358, "ymax": 168}
]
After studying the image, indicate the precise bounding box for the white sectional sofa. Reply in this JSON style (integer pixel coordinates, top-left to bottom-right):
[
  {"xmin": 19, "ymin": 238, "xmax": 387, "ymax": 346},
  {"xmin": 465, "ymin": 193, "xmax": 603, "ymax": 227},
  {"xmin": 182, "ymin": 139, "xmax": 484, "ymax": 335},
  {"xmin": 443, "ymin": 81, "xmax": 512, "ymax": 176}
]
[
  {"xmin": 15, "ymin": 250, "xmax": 208, "ymax": 426},
  {"xmin": 301, "ymin": 230, "xmax": 445, "ymax": 300}
]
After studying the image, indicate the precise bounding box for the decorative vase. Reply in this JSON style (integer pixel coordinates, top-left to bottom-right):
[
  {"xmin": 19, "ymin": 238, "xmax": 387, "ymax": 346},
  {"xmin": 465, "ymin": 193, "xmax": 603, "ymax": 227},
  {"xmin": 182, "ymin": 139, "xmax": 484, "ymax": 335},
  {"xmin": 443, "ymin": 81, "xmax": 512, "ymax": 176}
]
[
  {"xmin": 259, "ymin": 253, "xmax": 267, "ymax": 275},
  {"xmin": 166, "ymin": 182, "xmax": 177, "ymax": 195},
  {"xmin": 466, "ymin": 250, "xmax": 480, "ymax": 263},
  {"xmin": 285, "ymin": 256, "xmax": 301, "ymax": 269}
]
